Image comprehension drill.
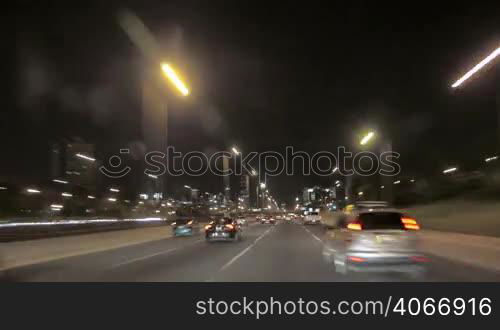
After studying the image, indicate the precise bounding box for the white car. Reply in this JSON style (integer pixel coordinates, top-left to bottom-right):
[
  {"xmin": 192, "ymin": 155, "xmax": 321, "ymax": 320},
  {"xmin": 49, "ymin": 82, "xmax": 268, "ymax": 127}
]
[
  {"xmin": 322, "ymin": 208, "xmax": 425, "ymax": 278},
  {"xmin": 304, "ymin": 212, "xmax": 321, "ymax": 225},
  {"xmin": 236, "ymin": 217, "xmax": 247, "ymax": 226}
]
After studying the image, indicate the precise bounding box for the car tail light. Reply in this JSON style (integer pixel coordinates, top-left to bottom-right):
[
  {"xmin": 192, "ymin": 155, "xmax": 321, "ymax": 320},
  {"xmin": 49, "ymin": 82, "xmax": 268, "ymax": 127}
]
[
  {"xmin": 401, "ymin": 216, "xmax": 420, "ymax": 230},
  {"xmin": 225, "ymin": 224, "xmax": 235, "ymax": 231},
  {"xmin": 347, "ymin": 219, "xmax": 362, "ymax": 231},
  {"xmin": 348, "ymin": 256, "xmax": 365, "ymax": 262},
  {"xmin": 187, "ymin": 220, "xmax": 193, "ymax": 225},
  {"xmin": 347, "ymin": 223, "xmax": 362, "ymax": 230},
  {"xmin": 204, "ymin": 224, "xmax": 213, "ymax": 231},
  {"xmin": 410, "ymin": 256, "xmax": 429, "ymax": 263}
]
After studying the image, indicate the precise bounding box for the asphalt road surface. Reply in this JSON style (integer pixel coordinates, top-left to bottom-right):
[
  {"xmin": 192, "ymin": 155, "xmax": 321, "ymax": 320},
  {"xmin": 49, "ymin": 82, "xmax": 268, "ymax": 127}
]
[{"xmin": 3, "ymin": 221, "xmax": 500, "ymax": 282}]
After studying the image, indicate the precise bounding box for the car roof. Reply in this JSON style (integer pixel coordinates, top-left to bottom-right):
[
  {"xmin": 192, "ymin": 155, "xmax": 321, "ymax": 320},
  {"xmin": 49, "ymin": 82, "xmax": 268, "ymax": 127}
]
[
  {"xmin": 354, "ymin": 201, "xmax": 389, "ymax": 208},
  {"xmin": 355, "ymin": 208, "xmax": 402, "ymax": 214}
]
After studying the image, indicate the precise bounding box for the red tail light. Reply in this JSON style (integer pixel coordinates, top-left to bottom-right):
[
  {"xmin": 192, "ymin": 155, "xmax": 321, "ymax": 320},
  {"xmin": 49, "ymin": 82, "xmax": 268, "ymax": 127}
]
[
  {"xmin": 348, "ymin": 256, "xmax": 366, "ymax": 262},
  {"xmin": 410, "ymin": 256, "xmax": 429, "ymax": 263},
  {"xmin": 401, "ymin": 216, "xmax": 420, "ymax": 230}
]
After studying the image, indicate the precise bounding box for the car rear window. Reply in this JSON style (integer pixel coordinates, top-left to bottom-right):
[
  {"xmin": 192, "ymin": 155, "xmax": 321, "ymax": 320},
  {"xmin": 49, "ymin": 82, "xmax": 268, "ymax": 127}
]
[
  {"xmin": 174, "ymin": 219, "xmax": 191, "ymax": 225},
  {"xmin": 214, "ymin": 218, "xmax": 233, "ymax": 225},
  {"xmin": 358, "ymin": 212, "xmax": 404, "ymax": 230}
]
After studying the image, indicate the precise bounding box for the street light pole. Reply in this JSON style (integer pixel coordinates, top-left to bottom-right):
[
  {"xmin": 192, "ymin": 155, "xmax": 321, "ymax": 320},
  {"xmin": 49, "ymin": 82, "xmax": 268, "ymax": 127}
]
[
  {"xmin": 119, "ymin": 11, "xmax": 190, "ymax": 203},
  {"xmin": 379, "ymin": 140, "xmax": 393, "ymax": 203},
  {"xmin": 258, "ymin": 182, "xmax": 266, "ymax": 209},
  {"xmin": 223, "ymin": 147, "xmax": 241, "ymax": 204},
  {"xmin": 141, "ymin": 63, "xmax": 190, "ymax": 202},
  {"xmin": 358, "ymin": 131, "xmax": 393, "ymax": 204},
  {"xmin": 223, "ymin": 154, "xmax": 230, "ymax": 203}
]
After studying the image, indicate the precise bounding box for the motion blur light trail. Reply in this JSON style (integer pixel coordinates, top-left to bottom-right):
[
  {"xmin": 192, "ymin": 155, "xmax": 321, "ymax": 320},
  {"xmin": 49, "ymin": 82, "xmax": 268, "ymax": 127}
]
[
  {"xmin": 451, "ymin": 46, "xmax": 500, "ymax": 88},
  {"xmin": 0, "ymin": 217, "xmax": 165, "ymax": 228},
  {"xmin": 161, "ymin": 63, "xmax": 189, "ymax": 96}
]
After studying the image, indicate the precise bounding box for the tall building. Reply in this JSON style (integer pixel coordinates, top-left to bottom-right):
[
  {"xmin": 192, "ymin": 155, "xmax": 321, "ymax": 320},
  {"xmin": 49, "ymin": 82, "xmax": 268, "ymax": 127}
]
[
  {"xmin": 239, "ymin": 175, "xmax": 250, "ymax": 207},
  {"xmin": 191, "ymin": 188, "xmax": 200, "ymax": 203}
]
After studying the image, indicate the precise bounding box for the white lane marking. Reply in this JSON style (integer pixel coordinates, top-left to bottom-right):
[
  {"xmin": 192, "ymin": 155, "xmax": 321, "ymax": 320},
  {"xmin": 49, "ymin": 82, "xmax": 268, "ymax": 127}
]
[
  {"xmin": 303, "ymin": 226, "xmax": 324, "ymax": 245},
  {"xmin": 111, "ymin": 248, "xmax": 178, "ymax": 268},
  {"xmin": 254, "ymin": 229, "xmax": 270, "ymax": 243},
  {"xmin": 218, "ymin": 227, "xmax": 273, "ymax": 272},
  {"xmin": 111, "ymin": 239, "xmax": 203, "ymax": 268},
  {"xmin": 311, "ymin": 234, "xmax": 322, "ymax": 242},
  {"xmin": 219, "ymin": 245, "xmax": 254, "ymax": 271},
  {"xmin": 255, "ymin": 226, "xmax": 273, "ymax": 243}
]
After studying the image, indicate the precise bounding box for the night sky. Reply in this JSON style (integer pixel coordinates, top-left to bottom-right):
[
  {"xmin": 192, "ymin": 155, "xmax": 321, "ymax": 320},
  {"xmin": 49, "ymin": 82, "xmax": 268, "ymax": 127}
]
[{"xmin": 2, "ymin": 1, "xmax": 500, "ymax": 203}]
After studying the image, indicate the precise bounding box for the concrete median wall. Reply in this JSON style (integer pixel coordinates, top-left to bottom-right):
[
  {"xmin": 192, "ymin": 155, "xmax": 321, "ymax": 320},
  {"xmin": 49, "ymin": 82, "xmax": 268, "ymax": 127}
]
[
  {"xmin": 403, "ymin": 199, "xmax": 500, "ymax": 238},
  {"xmin": 0, "ymin": 226, "xmax": 175, "ymax": 271}
]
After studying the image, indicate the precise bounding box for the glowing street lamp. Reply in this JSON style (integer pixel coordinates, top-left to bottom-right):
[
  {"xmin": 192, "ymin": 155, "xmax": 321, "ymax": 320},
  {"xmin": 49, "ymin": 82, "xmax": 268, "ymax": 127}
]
[
  {"xmin": 451, "ymin": 46, "xmax": 500, "ymax": 88},
  {"xmin": 161, "ymin": 63, "xmax": 189, "ymax": 96},
  {"xmin": 443, "ymin": 167, "xmax": 458, "ymax": 174},
  {"xmin": 360, "ymin": 131, "xmax": 375, "ymax": 145},
  {"xmin": 75, "ymin": 153, "xmax": 95, "ymax": 162},
  {"xmin": 232, "ymin": 147, "xmax": 240, "ymax": 155}
]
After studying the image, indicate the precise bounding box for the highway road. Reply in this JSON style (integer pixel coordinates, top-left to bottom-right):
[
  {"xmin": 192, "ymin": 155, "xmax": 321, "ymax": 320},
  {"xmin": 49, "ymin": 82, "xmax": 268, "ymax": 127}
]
[{"xmin": 2, "ymin": 221, "xmax": 499, "ymax": 282}]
